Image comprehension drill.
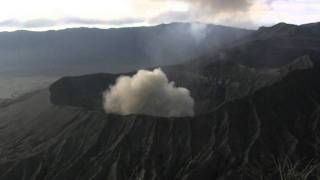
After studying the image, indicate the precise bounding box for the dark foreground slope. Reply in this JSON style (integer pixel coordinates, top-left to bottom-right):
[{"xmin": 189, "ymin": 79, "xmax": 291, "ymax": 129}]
[{"xmin": 0, "ymin": 56, "xmax": 320, "ymax": 180}]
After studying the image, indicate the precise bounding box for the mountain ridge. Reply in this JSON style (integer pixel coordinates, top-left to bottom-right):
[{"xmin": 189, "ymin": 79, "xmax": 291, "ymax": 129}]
[
  {"xmin": 0, "ymin": 55, "xmax": 320, "ymax": 179},
  {"xmin": 0, "ymin": 22, "xmax": 251, "ymax": 75}
]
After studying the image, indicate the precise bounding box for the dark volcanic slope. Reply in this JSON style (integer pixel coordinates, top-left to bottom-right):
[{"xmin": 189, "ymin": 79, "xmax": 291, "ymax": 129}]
[
  {"xmin": 0, "ymin": 56, "xmax": 320, "ymax": 180},
  {"xmin": 49, "ymin": 61, "xmax": 275, "ymax": 114},
  {"xmin": 49, "ymin": 55, "xmax": 313, "ymax": 114},
  {"xmin": 206, "ymin": 22, "xmax": 320, "ymax": 68},
  {"xmin": 0, "ymin": 23, "xmax": 251, "ymax": 75}
]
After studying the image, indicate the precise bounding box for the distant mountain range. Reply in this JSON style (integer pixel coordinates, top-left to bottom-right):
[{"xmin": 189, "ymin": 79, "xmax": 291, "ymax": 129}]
[
  {"xmin": 1, "ymin": 22, "xmax": 319, "ymax": 76},
  {"xmin": 0, "ymin": 23, "xmax": 251, "ymax": 75}
]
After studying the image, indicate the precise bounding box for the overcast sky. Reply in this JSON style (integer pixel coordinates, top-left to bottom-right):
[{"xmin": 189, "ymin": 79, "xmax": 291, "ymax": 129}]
[{"xmin": 0, "ymin": 0, "xmax": 319, "ymax": 31}]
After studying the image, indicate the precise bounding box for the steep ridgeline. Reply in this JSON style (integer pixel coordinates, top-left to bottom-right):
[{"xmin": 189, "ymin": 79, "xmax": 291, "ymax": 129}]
[
  {"xmin": 203, "ymin": 22, "xmax": 320, "ymax": 68},
  {"xmin": 0, "ymin": 56, "xmax": 319, "ymax": 179},
  {"xmin": 0, "ymin": 23, "xmax": 251, "ymax": 75}
]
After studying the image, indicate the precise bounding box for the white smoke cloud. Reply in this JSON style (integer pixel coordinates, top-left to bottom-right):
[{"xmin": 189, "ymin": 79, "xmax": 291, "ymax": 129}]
[
  {"xmin": 103, "ymin": 68, "xmax": 194, "ymax": 117},
  {"xmin": 189, "ymin": 23, "xmax": 208, "ymax": 43}
]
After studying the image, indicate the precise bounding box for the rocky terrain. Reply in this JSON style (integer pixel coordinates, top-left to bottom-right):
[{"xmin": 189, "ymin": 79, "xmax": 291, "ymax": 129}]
[{"xmin": 0, "ymin": 22, "xmax": 320, "ymax": 179}]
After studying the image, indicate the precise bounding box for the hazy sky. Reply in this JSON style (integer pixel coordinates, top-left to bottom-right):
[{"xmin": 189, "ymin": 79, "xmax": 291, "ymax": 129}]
[{"xmin": 0, "ymin": 0, "xmax": 319, "ymax": 31}]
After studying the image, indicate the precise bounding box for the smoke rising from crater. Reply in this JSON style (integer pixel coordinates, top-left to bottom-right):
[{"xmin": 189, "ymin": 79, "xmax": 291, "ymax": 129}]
[{"xmin": 103, "ymin": 68, "xmax": 194, "ymax": 117}]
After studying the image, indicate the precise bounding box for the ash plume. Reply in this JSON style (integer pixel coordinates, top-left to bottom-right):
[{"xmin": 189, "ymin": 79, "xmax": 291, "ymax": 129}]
[{"xmin": 103, "ymin": 68, "xmax": 194, "ymax": 117}]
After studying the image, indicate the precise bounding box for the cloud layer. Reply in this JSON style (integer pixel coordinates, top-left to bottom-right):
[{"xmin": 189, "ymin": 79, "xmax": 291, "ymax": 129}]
[
  {"xmin": 103, "ymin": 68, "xmax": 194, "ymax": 117},
  {"xmin": 0, "ymin": 18, "xmax": 144, "ymax": 28},
  {"xmin": 0, "ymin": 0, "xmax": 318, "ymax": 30}
]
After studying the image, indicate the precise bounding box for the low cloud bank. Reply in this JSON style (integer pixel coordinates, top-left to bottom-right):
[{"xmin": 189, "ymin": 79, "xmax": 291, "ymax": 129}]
[{"xmin": 103, "ymin": 68, "xmax": 194, "ymax": 117}]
